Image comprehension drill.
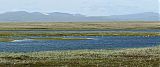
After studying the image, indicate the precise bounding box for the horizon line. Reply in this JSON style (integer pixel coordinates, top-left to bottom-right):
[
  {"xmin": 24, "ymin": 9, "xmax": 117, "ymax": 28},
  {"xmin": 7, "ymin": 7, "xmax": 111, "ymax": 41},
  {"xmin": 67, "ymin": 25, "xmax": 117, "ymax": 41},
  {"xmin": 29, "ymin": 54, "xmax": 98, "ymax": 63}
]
[{"xmin": 0, "ymin": 11, "xmax": 159, "ymax": 16}]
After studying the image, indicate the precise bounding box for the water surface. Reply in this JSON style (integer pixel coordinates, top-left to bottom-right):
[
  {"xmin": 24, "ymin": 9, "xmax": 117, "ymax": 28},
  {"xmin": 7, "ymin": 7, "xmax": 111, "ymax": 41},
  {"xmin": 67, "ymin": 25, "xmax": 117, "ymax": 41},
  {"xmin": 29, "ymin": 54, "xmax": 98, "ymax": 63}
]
[{"xmin": 0, "ymin": 36, "xmax": 159, "ymax": 52}]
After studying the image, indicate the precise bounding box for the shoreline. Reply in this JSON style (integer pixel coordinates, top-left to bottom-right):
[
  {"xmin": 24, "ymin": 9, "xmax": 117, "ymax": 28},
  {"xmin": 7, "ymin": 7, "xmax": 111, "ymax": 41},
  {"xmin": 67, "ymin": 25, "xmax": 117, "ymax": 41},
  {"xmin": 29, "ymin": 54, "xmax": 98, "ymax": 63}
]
[{"xmin": 0, "ymin": 32, "xmax": 160, "ymax": 37}]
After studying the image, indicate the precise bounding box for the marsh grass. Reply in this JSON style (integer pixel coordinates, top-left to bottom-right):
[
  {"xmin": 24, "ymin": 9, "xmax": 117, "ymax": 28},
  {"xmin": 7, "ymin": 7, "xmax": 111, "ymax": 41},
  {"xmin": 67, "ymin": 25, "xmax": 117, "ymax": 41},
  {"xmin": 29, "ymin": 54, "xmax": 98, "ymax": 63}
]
[
  {"xmin": 0, "ymin": 22, "xmax": 159, "ymax": 30},
  {"xmin": 0, "ymin": 38, "xmax": 14, "ymax": 42},
  {"xmin": 0, "ymin": 32, "xmax": 160, "ymax": 37},
  {"xmin": 0, "ymin": 46, "xmax": 159, "ymax": 67}
]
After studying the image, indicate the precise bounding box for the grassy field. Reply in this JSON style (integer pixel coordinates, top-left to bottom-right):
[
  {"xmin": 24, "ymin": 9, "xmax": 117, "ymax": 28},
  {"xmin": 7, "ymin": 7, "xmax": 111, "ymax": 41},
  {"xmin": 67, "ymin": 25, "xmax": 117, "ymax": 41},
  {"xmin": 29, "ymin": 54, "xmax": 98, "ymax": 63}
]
[
  {"xmin": 0, "ymin": 46, "xmax": 159, "ymax": 67},
  {"xmin": 0, "ymin": 32, "xmax": 160, "ymax": 36},
  {"xmin": 0, "ymin": 32, "xmax": 159, "ymax": 42},
  {"xmin": 0, "ymin": 21, "xmax": 159, "ymax": 30}
]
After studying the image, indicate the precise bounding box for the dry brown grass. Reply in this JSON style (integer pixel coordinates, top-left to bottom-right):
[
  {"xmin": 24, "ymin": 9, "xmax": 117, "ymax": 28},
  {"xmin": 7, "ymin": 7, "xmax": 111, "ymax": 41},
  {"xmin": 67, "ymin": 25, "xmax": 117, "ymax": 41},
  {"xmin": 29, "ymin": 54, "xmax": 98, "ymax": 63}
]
[{"xmin": 0, "ymin": 21, "xmax": 159, "ymax": 30}]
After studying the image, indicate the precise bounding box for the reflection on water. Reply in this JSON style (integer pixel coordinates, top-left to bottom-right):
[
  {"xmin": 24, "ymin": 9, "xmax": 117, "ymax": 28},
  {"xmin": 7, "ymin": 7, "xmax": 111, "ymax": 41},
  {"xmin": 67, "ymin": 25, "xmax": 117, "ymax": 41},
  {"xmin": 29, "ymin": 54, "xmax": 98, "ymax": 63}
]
[{"xmin": 11, "ymin": 39, "xmax": 33, "ymax": 42}]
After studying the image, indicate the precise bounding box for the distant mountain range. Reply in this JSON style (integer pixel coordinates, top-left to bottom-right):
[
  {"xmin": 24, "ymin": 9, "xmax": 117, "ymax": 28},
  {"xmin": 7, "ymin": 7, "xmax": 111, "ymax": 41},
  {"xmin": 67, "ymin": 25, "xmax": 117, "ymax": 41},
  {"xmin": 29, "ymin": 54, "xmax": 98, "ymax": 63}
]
[{"xmin": 0, "ymin": 11, "xmax": 159, "ymax": 22}]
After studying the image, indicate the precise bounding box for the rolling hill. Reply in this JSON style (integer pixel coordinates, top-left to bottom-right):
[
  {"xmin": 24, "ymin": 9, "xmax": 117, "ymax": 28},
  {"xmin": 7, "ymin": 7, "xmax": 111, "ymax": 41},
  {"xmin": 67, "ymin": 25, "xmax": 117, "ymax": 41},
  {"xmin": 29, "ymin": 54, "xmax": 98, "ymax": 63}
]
[{"xmin": 0, "ymin": 11, "xmax": 159, "ymax": 22}]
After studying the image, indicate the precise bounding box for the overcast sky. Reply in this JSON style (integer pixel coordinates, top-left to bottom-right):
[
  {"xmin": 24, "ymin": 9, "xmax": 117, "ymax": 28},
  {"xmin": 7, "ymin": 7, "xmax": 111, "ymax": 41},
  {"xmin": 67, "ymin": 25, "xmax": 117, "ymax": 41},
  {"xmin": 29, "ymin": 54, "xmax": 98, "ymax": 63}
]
[{"xmin": 0, "ymin": 0, "xmax": 158, "ymax": 16}]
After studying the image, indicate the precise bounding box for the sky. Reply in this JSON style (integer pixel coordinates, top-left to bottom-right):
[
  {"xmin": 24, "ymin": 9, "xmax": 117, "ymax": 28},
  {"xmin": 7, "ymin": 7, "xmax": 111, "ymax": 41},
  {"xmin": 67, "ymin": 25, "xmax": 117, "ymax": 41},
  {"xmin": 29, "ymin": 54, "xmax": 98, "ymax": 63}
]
[{"xmin": 0, "ymin": 0, "xmax": 159, "ymax": 16}]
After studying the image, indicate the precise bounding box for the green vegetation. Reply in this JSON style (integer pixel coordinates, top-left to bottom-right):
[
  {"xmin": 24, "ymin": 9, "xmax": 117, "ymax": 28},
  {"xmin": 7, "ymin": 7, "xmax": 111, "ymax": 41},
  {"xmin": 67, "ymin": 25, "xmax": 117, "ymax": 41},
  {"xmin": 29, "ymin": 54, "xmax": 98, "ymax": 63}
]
[
  {"xmin": 0, "ymin": 46, "xmax": 159, "ymax": 67},
  {"xmin": 0, "ymin": 22, "xmax": 159, "ymax": 30},
  {"xmin": 0, "ymin": 32, "xmax": 160, "ymax": 37},
  {"xmin": 0, "ymin": 38, "xmax": 14, "ymax": 42}
]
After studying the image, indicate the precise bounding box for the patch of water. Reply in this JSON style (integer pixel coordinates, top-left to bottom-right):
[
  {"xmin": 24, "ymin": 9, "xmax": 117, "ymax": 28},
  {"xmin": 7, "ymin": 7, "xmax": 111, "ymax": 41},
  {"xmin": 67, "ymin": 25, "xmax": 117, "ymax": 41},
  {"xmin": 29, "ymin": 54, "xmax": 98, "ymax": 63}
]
[{"xmin": 0, "ymin": 36, "xmax": 159, "ymax": 52}]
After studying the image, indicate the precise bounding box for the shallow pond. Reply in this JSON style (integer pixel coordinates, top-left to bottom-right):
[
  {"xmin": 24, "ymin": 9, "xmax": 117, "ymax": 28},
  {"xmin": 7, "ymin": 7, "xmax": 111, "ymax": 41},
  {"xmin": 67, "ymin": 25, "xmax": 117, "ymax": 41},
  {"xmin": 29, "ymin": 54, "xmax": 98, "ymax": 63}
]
[{"xmin": 0, "ymin": 36, "xmax": 160, "ymax": 52}]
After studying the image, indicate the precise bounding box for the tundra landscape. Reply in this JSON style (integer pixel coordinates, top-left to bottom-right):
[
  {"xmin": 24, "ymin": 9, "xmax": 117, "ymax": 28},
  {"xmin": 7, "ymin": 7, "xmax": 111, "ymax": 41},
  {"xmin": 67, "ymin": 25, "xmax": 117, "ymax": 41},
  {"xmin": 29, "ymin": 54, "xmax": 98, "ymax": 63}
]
[
  {"xmin": 0, "ymin": 0, "xmax": 159, "ymax": 67},
  {"xmin": 0, "ymin": 22, "xmax": 159, "ymax": 67}
]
